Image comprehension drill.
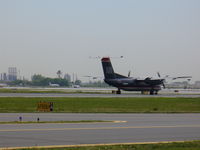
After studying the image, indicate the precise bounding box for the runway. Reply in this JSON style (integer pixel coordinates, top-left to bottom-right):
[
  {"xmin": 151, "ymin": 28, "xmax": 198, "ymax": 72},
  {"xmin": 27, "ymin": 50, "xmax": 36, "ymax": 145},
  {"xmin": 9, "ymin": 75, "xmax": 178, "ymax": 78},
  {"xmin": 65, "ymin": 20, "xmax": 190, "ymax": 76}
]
[
  {"xmin": 1, "ymin": 87, "xmax": 200, "ymax": 98},
  {"xmin": 0, "ymin": 113, "xmax": 200, "ymax": 148},
  {"xmin": 0, "ymin": 93, "xmax": 200, "ymax": 98}
]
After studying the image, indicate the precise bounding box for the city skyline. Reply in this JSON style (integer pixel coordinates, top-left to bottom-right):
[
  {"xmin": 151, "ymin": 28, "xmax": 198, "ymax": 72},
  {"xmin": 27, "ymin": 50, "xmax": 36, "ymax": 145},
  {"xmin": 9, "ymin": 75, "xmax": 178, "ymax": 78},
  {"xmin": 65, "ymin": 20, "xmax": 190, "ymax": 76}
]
[
  {"xmin": 0, "ymin": 67, "xmax": 74, "ymax": 81},
  {"xmin": 0, "ymin": 0, "xmax": 200, "ymax": 82}
]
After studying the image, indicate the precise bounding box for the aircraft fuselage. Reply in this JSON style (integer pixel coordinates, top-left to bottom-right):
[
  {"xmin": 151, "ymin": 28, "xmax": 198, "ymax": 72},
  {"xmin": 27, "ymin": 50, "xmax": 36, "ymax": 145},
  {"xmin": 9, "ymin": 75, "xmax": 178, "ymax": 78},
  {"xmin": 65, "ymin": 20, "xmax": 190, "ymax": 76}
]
[{"xmin": 104, "ymin": 78, "xmax": 162, "ymax": 92}]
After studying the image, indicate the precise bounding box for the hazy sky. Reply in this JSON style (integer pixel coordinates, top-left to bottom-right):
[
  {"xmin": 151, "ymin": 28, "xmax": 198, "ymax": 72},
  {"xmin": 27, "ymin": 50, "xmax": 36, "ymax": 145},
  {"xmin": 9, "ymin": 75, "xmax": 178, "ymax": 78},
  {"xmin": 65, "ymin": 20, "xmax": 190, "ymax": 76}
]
[{"xmin": 0, "ymin": 0, "xmax": 200, "ymax": 82}]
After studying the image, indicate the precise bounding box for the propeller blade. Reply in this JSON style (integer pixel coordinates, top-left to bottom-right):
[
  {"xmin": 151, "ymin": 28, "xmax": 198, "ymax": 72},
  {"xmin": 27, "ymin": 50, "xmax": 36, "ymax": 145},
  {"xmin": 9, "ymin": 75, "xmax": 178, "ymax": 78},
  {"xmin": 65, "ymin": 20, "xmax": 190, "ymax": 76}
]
[
  {"xmin": 165, "ymin": 75, "xmax": 169, "ymax": 78},
  {"xmin": 157, "ymin": 72, "xmax": 161, "ymax": 78},
  {"xmin": 162, "ymin": 83, "xmax": 166, "ymax": 89},
  {"xmin": 161, "ymin": 79, "xmax": 166, "ymax": 89},
  {"xmin": 128, "ymin": 71, "xmax": 131, "ymax": 77}
]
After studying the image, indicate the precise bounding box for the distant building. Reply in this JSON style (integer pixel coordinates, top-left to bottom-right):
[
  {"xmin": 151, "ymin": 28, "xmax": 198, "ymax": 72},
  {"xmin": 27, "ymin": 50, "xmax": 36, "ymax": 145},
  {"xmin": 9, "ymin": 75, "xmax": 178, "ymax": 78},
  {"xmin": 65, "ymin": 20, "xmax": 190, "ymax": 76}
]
[
  {"xmin": 0, "ymin": 73, "xmax": 2, "ymax": 81},
  {"xmin": 8, "ymin": 67, "xmax": 17, "ymax": 81},
  {"xmin": 64, "ymin": 73, "xmax": 71, "ymax": 82},
  {"xmin": 1, "ymin": 73, "xmax": 7, "ymax": 81},
  {"xmin": 195, "ymin": 81, "xmax": 200, "ymax": 88}
]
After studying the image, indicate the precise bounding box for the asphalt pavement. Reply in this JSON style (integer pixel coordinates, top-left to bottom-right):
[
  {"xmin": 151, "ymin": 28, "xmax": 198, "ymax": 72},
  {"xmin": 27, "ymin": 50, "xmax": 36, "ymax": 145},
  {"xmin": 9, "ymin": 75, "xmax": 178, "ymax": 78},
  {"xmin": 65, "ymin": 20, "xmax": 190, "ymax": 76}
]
[
  {"xmin": 0, "ymin": 93, "xmax": 200, "ymax": 97},
  {"xmin": 0, "ymin": 113, "xmax": 200, "ymax": 149}
]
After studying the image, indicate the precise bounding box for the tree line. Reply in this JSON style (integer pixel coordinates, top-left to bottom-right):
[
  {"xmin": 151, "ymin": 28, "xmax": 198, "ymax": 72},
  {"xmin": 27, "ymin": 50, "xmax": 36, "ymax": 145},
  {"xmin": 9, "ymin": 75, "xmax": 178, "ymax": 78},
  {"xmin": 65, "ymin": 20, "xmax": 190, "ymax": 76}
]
[
  {"xmin": 8, "ymin": 74, "xmax": 108, "ymax": 87},
  {"xmin": 10, "ymin": 74, "xmax": 71, "ymax": 87}
]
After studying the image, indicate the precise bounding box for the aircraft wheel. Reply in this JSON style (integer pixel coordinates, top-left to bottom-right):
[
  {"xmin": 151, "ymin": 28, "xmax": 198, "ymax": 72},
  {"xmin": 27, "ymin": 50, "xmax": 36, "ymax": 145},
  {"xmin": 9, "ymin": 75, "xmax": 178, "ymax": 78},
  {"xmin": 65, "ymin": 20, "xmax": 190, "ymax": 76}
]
[
  {"xmin": 116, "ymin": 89, "xmax": 121, "ymax": 94},
  {"xmin": 150, "ymin": 90, "xmax": 154, "ymax": 95}
]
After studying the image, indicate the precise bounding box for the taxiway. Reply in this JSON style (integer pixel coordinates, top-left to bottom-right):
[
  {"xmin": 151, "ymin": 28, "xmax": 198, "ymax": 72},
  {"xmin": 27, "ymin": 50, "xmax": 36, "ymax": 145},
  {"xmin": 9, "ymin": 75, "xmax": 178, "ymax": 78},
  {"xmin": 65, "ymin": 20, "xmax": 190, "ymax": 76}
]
[
  {"xmin": 0, "ymin": 93, "xmax": 200, "ymax": 98},
  {"xmin": 0, "ymin": 113, "xmax": 200, "ymax": 148}
]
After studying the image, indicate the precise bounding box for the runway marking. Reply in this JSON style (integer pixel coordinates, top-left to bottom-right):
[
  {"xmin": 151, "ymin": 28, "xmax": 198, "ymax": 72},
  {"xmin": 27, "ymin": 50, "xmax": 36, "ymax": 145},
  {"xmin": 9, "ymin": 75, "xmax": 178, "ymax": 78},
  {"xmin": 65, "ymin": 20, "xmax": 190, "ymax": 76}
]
[
  {"xmin": 0, "ymin": 125, "xmax": 200, "ymax": 132},
  {"xmin": 0, "ymin": 120, "xmax": 126, "ymax": 125},
  {"xmin": 0, "ymin": 140, "xmax": 197, "ymax": 150}
]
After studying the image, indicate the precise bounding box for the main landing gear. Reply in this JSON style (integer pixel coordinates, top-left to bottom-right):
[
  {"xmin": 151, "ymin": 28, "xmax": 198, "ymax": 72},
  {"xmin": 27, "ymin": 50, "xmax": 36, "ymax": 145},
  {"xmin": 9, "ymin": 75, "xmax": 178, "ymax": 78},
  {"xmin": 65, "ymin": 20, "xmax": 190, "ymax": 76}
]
[
  {"xmin": 141, "ymin": 90, "xmax": 158, "ymax": 95},
  {"xmin": 116, "ymin": 89, "xmax": 121, "ymax": 94},
  {"xmin": 150, "ymin": 90, "xmax": 158, "ymax": 95},
  {"xmin": 111, "ymin": 89, "xmax": 121, "ymax": 94}
]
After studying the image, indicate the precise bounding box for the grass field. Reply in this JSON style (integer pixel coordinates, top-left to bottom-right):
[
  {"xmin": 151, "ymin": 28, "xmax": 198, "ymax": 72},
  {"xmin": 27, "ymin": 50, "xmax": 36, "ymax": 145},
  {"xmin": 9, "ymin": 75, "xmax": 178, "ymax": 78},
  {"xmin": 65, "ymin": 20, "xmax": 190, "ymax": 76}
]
[
  {"xmin": 17, "ymin": 141, "xmax": 200, "ymax": 150},
  {"xmin": 0, "ymin": 97, "xmax": 200, "ymax": 113}
]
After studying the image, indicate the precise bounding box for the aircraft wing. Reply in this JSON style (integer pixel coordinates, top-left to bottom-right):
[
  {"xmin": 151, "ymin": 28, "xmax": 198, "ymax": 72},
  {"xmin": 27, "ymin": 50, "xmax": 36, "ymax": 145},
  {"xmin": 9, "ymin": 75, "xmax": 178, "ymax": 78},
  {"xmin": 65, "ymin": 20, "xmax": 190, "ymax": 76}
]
[
  {"xmin": 172, "ymin": 76, "xmax": 192, "ymax": 80},
  {"xmin": 115, "ymin": 73, "xmax": 128, "ymax": 79}
]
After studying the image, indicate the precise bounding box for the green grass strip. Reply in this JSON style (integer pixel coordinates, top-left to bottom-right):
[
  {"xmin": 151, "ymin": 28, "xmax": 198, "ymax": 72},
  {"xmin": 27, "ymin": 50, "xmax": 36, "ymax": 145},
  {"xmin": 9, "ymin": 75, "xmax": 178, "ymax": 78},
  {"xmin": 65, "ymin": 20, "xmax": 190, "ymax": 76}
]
[
  {"xmin": 11, "ymin": 141, "xmax": 200, "ymax": 150},
  {"xmin": 0, "ymin": 97, "xmax": 200, "ymax": 113}
]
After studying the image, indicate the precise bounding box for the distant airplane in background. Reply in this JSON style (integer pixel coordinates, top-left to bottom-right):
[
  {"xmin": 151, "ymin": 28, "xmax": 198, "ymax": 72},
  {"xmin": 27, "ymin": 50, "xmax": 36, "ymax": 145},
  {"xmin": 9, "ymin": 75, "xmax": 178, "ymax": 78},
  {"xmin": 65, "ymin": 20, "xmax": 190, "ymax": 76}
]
[
  {"xmin": 73, "ymin": 84, "xmax": 80, "ymax": 88},
  {"xmin": 101, "ymin": 57, "xmax": 192, "ymax": 95},
  {"xmin": 0, "ymin": 83, "xmax": 8, "ymax": 87},
  {"xmin": 49, "ymin": 82, "xmax": 60, "ymax": 87}
]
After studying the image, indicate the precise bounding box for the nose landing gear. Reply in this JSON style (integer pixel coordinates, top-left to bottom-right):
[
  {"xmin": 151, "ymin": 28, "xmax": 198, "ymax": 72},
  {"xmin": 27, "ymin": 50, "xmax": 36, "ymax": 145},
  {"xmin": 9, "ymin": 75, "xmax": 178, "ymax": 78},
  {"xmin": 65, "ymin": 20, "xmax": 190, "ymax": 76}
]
[
  {"xmin": 116, "ymin": 89, "xmax": 121, "ymax": 94},
  {"xmin": 150, "ymin": 90, "xmax": 158, "ymax": 95}
]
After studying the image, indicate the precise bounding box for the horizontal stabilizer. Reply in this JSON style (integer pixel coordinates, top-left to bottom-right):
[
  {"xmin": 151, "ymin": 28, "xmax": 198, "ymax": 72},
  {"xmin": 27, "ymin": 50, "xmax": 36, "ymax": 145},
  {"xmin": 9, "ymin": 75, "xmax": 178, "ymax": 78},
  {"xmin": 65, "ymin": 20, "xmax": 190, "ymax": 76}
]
[{"xmin": 115, "ymin": 73, "xmax": 127, "ymax": 79}]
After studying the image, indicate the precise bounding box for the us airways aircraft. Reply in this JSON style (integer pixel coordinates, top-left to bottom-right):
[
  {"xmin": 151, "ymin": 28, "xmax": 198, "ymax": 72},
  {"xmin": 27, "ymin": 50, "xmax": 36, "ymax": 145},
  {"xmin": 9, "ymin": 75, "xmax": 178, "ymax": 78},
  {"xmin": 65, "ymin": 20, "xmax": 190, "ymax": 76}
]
[{"xmin": 101, "ymin": 57, "xmax": 191, "ymax": 95}]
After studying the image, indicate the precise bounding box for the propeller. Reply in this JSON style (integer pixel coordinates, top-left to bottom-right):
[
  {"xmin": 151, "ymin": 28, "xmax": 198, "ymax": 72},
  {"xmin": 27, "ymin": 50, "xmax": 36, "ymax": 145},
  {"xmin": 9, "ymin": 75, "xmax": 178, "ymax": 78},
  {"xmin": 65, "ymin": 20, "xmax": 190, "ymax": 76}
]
[
  {"xmin": 157, "ymin": 72, "xmax": 161, "ymax": 78},
  {"xmin": 157, "ymin": 72, "xmax": 166, "ymax": 89},
  {"xmin": 161, "ymin": 79, "xmax": 166, "ymax": 89},
  {"xmin": 157, "ymin": 72, "xmax": 192, "ymax": 88},
  {"xmin": 128, "ymin": 71, "xmax": 131, "ymax": 77}
]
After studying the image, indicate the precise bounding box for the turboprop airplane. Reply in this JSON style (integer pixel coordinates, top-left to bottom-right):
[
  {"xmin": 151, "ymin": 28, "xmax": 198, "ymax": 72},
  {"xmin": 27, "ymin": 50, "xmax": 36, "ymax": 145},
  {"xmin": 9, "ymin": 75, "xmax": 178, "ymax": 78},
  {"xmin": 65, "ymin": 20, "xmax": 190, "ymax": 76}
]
[{"xmin": 101, "ymin": 57, "xmax": 192, "ymax": 95}]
